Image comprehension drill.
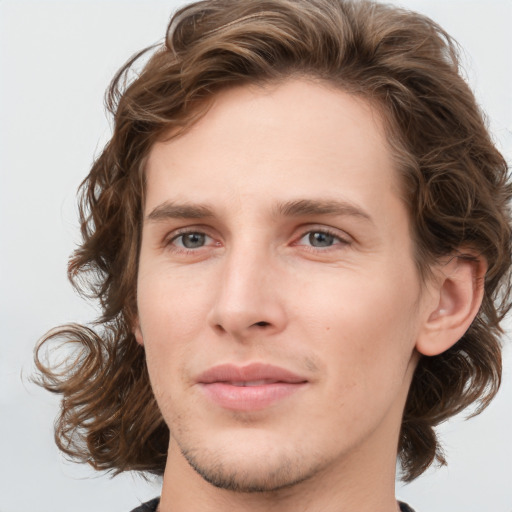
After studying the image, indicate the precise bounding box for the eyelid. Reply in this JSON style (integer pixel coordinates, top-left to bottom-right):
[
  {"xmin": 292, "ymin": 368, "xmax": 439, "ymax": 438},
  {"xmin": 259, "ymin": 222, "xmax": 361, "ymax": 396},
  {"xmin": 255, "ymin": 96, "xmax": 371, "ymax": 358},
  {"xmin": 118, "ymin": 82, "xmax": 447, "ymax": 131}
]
[
  {"xmin": 159, "ymin": 224, "xmax": 351, "ymax": 252},
  {"xmin": 163, "ymin": 226, "xmax": 220, "ymax": 250},
  {"xmin": 293, "ymin": 225, "xmax": 352, "ymax": 248}
]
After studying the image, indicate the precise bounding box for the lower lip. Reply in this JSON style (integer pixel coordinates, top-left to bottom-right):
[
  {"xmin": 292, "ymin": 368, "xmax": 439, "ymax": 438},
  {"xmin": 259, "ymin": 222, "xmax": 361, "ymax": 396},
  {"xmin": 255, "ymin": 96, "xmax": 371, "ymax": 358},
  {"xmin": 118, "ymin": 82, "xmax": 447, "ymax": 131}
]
[{"xmin": 200, "ymin": 382, "xmax": 306, "ymax": 411}]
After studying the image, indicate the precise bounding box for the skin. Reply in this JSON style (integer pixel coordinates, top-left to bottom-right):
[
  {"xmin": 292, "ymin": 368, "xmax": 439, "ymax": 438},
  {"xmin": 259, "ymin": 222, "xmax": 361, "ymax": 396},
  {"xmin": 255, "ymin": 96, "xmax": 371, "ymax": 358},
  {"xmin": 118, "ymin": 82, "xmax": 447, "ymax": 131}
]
[{"xmin": 135, "ymin": 79, "xmax": 481, "ymax": 512}]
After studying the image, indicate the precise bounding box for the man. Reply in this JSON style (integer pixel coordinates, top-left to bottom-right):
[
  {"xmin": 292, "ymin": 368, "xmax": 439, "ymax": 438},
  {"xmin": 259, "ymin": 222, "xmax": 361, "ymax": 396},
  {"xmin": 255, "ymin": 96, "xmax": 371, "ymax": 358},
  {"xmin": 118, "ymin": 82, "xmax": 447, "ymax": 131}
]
[{"xmin": 35, "ymin": 0, "xmax": 511, "ymax": 511}]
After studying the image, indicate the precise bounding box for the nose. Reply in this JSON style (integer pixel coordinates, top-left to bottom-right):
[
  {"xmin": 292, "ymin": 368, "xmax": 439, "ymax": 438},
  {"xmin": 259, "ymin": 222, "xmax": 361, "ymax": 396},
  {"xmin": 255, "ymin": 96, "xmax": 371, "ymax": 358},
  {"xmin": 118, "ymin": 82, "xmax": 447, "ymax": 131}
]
[{"xmin": 207, "ymin": 243, "xmax": 287, "ymax": 340}]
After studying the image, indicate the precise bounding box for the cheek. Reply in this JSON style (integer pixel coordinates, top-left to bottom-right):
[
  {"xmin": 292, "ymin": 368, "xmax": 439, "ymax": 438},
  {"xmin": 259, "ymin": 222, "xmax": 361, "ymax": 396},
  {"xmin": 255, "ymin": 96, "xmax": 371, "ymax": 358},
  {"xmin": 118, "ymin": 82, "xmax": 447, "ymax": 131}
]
[
  {"xmin": 302, "ymin": 266, "xmax": 419, "ymax": 339},
  {"xmin": 137, "ymin": 263, "xmax": 212, "ymax": 339},
  {"xmin": 136, "ymin": 268, "xmax": 214, "ymax": 395},
  {"xmin": 297, "ymin": 264, "xmax": 421, "ymax": 388},
  {"xmin": 295, "ymin": 282, "xmax": 419, "ymax": 441}
]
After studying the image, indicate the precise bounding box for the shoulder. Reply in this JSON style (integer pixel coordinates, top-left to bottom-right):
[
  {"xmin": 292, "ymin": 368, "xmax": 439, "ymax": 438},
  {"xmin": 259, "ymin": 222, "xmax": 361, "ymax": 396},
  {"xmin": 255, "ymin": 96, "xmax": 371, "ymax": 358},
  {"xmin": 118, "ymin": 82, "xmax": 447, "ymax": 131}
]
[{"xmin": 129, "ymin": 497, "xmax": 160, "ymax": 512}]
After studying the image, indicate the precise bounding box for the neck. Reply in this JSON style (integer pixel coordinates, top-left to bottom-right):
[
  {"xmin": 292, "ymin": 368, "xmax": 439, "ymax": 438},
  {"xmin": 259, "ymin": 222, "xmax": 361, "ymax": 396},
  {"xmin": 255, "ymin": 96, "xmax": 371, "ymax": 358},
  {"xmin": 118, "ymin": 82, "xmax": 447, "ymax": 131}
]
[{"xmin": 158, "ymin": 431, "xmax": 401, "ymax": 512}]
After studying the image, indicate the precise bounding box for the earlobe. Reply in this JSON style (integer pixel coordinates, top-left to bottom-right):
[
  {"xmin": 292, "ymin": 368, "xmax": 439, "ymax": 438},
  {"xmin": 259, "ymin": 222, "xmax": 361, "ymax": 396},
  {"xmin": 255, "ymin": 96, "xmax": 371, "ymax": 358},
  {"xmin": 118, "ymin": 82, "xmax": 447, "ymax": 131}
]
[
  {"xmin": 133, "ymin": 318, "xmax": 144, "ymax": 346},
  {"xmin": 416, "ymin": 253, "xmax": 487, "ymax": 357}
]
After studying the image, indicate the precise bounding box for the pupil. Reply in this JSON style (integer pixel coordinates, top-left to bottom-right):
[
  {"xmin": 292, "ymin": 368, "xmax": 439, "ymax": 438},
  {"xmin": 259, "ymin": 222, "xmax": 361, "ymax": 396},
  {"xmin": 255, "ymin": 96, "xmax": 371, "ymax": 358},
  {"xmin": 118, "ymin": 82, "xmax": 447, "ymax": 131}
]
[
  {"xmin": 309, "ymin": 232, "xmax": 334, "ymax": 247},
  {"xmin": 182, "ymin": 233, "xmax": 205, "ymax": 248}
]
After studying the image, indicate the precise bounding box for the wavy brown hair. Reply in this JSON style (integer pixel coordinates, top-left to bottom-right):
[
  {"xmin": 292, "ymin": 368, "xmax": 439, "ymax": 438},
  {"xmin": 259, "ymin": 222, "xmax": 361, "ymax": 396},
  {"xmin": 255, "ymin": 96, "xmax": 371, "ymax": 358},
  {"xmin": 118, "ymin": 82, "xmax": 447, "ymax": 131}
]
[{"xmin": 34, "ymin": 0, "xmax": 511, "ymax": 482}]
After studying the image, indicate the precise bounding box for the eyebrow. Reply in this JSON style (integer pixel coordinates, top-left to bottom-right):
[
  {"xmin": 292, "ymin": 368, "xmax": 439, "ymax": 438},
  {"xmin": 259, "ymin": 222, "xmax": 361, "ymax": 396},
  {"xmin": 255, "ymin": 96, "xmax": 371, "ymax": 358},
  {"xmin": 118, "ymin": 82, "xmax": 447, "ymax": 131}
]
[
  {"xmin": 146, "ymin": 201, "xmax": 215, "ymax": 222},
  {"xmin": 146, "ymin": 198, "xmax": 373, "ymax": 223},
  {"xmin": 274, "ymin": 198, "xmax": 373, "ymax": 223}
]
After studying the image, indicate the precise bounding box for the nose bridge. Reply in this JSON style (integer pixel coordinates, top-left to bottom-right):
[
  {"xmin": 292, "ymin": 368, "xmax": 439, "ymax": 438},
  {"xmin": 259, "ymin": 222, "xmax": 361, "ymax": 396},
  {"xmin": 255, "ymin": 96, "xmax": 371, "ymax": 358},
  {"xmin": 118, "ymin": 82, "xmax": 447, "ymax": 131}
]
[{"xmin": 208, "ymin": 237, "xmax": 286, "ymax": 337}]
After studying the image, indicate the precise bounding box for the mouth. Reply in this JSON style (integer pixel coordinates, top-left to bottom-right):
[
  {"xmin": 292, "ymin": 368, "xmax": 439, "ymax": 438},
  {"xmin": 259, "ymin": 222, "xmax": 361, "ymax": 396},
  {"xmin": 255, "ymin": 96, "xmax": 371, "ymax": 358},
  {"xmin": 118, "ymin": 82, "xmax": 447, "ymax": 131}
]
[
  {"xmin": 227, "ymin": 379, "xmax": 282, "ymax": 387},
  {"xmin": 197, "ymin": 363, "xmax": 308, "ymax": 411}
]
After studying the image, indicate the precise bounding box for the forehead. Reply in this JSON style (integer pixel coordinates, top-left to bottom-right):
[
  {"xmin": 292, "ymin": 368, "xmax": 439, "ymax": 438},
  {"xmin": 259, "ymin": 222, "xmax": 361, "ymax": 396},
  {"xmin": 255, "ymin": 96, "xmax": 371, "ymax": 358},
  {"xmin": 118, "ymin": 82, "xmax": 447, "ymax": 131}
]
[{"xmin": 144, "ymin": 79, "xmax": 402, "ymax": 220}]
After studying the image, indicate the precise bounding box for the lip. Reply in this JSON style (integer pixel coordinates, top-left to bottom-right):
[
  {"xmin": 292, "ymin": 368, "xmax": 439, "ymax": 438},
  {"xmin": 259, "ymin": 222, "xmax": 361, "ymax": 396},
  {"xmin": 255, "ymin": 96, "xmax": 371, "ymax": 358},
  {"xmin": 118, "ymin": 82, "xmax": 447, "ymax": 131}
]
[{"xmin": 197, "ymin": 363, "xmax": 308, "ymax": 411}]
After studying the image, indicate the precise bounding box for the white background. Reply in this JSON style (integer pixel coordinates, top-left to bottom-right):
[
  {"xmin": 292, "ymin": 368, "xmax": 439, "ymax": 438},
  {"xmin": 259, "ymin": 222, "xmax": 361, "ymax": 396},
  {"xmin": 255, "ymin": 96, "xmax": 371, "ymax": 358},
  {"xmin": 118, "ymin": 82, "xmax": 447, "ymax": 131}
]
[{"xmin": 1, "ymin": 1, "xmax": 511, "ymax": 511}]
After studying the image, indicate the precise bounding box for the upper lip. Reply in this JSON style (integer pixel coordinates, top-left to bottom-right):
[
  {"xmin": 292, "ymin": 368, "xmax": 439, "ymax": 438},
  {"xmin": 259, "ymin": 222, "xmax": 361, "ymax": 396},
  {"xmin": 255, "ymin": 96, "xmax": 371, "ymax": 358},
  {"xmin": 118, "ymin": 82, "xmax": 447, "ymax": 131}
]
[{"xmin": 197, "ymin": 363, "xmax": 308, "ymax": 384}]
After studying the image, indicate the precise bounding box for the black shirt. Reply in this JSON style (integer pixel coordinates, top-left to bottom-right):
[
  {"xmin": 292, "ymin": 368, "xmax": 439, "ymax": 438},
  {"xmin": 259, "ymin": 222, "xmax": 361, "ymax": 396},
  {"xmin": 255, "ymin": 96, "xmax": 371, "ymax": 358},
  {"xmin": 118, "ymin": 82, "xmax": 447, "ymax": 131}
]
[
  {"xmin": 129, "ymin": 497, "xmax": 416, "ymax": 511},
  {"xmin": 130, "ymin": 498, "xmax": 160, "ymax": 511}
]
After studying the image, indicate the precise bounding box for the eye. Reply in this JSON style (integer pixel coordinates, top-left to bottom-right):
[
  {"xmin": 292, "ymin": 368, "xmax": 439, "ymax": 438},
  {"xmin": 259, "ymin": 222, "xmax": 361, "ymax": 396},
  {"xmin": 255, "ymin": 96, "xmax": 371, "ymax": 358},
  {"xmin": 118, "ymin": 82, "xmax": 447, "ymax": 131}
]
[
  {"xmin": 304, "ymin": 231, "xmax": 335, "ymax": 247},
  {"xmin": 170, "ymin": 231, "xmax": 212, "ymax": 249},
  {"xmin": 296, "ymin": 229, "xmax": 348, "ymax": 249}
]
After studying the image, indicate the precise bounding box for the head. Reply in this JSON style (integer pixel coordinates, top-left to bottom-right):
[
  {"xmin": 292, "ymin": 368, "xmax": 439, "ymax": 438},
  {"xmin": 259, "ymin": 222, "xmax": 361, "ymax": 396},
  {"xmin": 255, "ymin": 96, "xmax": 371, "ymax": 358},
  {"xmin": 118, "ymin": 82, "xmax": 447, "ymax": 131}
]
[{"xmin": 35, "ymin": 0, "xmax": 511, "ymax": 484}]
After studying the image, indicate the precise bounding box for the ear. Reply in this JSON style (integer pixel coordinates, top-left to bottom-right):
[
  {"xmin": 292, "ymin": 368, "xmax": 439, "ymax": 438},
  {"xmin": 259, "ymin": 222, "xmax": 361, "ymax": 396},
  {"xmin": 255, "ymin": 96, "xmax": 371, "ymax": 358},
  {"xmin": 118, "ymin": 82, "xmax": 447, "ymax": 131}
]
[
  {"xmin": 416, "ymin": 253, "xmax": 487, "ymax": 357},
  {"xmin": 133, "ymin": 317, "xmax": 144, "ymax": 346}
]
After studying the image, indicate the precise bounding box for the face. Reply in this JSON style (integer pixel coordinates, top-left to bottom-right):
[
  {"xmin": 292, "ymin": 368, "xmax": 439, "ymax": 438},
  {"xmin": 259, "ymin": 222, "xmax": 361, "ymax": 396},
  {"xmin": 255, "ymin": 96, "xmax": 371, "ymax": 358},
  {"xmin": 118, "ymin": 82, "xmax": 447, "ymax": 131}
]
[{"xmin": 136, "ymin": 79, "xmax": 433, "ymax": 493}]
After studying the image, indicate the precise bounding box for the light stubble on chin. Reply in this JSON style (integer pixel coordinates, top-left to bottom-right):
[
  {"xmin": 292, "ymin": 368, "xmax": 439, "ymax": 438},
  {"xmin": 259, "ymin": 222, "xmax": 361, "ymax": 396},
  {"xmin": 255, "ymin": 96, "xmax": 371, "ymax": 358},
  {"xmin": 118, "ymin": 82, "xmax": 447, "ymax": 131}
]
[{"xmin": 180, "ymin": 444, "xmax": 323, "ymax": 494}]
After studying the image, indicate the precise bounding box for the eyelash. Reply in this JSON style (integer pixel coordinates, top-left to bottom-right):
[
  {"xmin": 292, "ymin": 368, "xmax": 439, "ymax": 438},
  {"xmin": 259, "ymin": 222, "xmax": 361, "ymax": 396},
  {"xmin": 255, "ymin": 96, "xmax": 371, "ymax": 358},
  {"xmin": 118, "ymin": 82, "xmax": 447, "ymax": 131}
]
[
  {"xmin": 165, "ymin": 229, "xmax": 217, "ymax": 254},
  {"xmin": 294, "ymin": 227, "xmax": 350, "ymax": 251},
  {"xmin": 163, "ymin": 227, "xmax": 350, "ymax": 254}
]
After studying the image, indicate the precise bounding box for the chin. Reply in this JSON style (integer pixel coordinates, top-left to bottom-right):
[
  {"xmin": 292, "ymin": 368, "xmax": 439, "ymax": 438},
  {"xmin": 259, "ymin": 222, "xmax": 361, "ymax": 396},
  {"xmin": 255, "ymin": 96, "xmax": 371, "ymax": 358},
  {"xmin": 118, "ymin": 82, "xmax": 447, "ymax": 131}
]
[
  {"xmin": 183, "ymin": 447, "xmax": 317, "ymax": 493},
  {"xmin": 175, "ymin": 430, "xmax": 327, "ymax": 494}
]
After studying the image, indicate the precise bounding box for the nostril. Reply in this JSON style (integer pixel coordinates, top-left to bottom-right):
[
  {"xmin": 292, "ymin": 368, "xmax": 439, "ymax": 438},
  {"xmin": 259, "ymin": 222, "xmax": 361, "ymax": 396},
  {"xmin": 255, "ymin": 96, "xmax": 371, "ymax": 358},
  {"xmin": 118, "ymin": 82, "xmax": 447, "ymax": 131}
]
[
  {"xmin": 253, "ymin": 321, "xmax": 270, "ymax": 327},
  {"xmin": 214, "ymin": 324, "xmax": 227, "ymax": 334}
]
